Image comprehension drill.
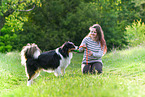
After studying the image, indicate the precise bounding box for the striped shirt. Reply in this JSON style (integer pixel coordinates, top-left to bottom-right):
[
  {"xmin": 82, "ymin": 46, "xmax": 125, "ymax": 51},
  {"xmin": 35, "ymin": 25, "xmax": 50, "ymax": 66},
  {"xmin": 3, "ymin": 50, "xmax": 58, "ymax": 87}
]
[{"xmin": 79, "ymin": 37, "xmax": 103, "ymax": 64}]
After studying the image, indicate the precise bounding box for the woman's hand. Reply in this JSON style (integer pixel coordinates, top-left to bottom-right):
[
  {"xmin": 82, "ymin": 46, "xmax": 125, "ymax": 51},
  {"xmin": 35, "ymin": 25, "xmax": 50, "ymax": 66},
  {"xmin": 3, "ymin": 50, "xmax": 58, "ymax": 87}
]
[
  {"xmin": 81, "ymin": 44, "xmax": 86, "ymax": 48},
  {"xmin": 89, "ymin": 50, "xmax": 93, "ymax": 56}
]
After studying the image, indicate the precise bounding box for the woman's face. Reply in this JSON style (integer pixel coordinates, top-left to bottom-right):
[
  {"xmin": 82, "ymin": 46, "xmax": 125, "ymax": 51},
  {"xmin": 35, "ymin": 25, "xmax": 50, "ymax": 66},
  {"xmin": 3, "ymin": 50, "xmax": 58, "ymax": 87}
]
[{"xmin": 90, "ymin": 28, "xmax": 97, "ymax": 38}]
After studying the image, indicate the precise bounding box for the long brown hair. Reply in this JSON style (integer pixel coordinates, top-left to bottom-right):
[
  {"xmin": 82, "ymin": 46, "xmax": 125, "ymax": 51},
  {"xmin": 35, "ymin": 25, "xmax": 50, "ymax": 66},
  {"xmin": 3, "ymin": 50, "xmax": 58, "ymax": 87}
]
[{"xmin": 87, "ymin": 24, "xmax": 107, "ymax": 55}]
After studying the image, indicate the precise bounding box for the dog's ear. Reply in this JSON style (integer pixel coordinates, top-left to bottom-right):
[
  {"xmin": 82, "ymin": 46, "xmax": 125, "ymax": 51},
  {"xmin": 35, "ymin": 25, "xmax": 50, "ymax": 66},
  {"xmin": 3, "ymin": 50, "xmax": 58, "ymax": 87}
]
[
  {"xmin": 61, "ymin": 42, "xmax": 65, "ymax": 48},
  {"xmin": 62, "ymin": 46, "xmax": 69, "ymax": 56},
  {"xmin": 27, "ymin": 43, "xmax": 30, "ymax": 46},
  {"xmin": 61, "ymin": 43, "xmax": 69, "ymax": 55},
  {"xmin": 32, "ymin": 43, "xmax": 36, "ymax": 46}
]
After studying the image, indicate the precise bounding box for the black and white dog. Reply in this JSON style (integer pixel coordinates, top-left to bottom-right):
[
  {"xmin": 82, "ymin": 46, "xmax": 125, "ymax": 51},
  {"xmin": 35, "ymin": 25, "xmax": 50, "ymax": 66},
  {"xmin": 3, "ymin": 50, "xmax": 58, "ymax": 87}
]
[{"xmin": 21, "ymin": 42, "xmax": 77, "ymax": 86}]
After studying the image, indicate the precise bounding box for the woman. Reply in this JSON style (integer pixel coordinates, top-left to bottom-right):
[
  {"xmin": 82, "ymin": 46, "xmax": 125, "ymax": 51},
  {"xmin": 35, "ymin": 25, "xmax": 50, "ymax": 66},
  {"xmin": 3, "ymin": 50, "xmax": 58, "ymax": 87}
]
[{"xmin": 79, "ymin": 24, "xmax": 107, "ymax": 74}]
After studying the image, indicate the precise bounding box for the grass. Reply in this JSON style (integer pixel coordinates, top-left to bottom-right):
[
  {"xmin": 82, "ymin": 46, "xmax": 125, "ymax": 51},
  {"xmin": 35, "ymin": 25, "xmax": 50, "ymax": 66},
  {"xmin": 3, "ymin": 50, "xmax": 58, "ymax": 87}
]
[{"xmin": 0, "ymin": 46, "xmax": 145, "ymax": 97}]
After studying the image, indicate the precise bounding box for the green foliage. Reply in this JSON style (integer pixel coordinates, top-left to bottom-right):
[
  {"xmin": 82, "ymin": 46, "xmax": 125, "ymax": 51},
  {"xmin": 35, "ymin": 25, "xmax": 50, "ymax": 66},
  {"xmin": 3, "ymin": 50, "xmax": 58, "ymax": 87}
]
[
  {"xmin": 0, "ymin": 12, "xmax": 28, "ymax": 52},
  {"xmin": 125, "ymin": 19, "xmax": 145, "ymax": 47},
  {"xmin": 0, "ymin": 0, "xmax": 41, "ymax": 52},
  {"xmin": 17, "ymin": 0, "xmax": 142, "ymax": 51},
  {"xmin": 0, "ymin": 0, "xmax": 41, "ymax": 12},
  {"xmin": 0, "ymin": 33, "xmax": 14, "ymax": 53},
  {"xmin": 1, "ymin": 0, "xmax": 145, "ymax": 52},
  {"xmin": 17, "ymin": 0, "xmax": 98, "ymax": 50},
  {"xmin": 98, "ymin": 0, "xmax": 140, "ymax": 50}
]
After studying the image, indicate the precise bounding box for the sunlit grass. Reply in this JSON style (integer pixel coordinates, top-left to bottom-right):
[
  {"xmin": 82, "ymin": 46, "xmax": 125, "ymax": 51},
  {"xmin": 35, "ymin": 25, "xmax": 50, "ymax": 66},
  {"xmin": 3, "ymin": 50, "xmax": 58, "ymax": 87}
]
[{"xmin": 0, "ymin": 46, "xmax": 145, "ymax": 97}]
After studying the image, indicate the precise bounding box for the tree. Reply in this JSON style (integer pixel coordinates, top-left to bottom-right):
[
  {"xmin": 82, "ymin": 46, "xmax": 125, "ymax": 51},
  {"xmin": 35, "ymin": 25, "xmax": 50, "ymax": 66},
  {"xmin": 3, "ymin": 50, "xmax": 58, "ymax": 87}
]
[
  {"xmin": 1, "ymin": 0, "xmax": 144, "ymax": 52},
  {"xmin": 17, "ymin": 0, "xmax": 144, "ymax": 51},
  {"xmin": 0, "ymin": 0, "xmax": 40, "ymax": 34},
  {"xmin": 132, "ymin": 0, "xmax": 145, "ymax": 22},
  {"xmin": 93, "ymin": 0, "xmax": 141, "ymax": 50},
  {"xmin": 17, "ymin": 0, "xmax": 98, "ymax": 51},
  {"xmin": 0, "ymin": 0, "xmax": 40, "ymax": 52}
]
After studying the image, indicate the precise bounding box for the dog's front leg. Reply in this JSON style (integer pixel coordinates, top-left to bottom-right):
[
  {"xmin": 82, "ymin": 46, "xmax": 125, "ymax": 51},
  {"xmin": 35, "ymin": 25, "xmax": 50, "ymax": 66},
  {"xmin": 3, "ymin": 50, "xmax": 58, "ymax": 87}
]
[
  {"xmin": 61, "ymin": 69, "xmax": 65, "ymax": 76},
  {"xmin": 54, "ymin": 67, "xmax": 61, "ymax": 76},
  {"xmin": 27, "ymin": 79, "xmax": 33, "ymax": 86}
]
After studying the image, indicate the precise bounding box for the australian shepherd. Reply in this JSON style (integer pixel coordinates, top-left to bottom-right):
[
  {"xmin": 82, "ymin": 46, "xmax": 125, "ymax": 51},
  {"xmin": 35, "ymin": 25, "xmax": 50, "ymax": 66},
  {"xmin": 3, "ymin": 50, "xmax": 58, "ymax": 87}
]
[{"xmin": 21, "ymin": 42, "xmax": 77, "ymax": 86}]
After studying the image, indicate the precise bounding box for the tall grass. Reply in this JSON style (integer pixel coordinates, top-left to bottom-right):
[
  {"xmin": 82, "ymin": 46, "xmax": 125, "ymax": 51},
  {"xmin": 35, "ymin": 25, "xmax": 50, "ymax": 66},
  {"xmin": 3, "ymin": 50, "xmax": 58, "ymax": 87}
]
[{"xmin": 0, "ymin": 46, "xmax": 145, "ymax": 97}]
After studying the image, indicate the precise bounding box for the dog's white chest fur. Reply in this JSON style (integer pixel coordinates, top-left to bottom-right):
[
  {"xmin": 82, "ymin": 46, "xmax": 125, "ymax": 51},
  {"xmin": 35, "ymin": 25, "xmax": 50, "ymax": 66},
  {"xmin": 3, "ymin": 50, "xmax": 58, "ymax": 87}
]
[
  {"xmin": 60, "ymin": 52, "xmax": 72, "ymax": 68},
  {"xmin": 54, "ymin": 48, "xmax": 73, "ymax": 76}
]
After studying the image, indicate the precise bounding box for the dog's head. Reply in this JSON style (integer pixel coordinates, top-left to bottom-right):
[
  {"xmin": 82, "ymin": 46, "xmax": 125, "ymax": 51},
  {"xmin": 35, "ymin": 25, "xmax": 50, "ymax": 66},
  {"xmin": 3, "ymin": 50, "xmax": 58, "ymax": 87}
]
[
  {"xmin": 62, "ymin": 41, "xmax": 77, "ymax": 51},
  {"xmin": 61, "ymin": 41, "xmax": 77, "ymax": 57}
]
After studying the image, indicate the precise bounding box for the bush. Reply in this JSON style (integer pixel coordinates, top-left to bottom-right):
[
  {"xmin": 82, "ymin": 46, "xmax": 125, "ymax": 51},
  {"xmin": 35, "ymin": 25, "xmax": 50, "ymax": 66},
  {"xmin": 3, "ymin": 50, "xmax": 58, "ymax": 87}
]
[
  {"xmin": 0, "ymin": 28, "xmax": 17, "ymax": 53},
  {"xmin": 125, "ymin": 19, "xmax": 145, "ymax": 47},
  {"xmin": 0, "ymin": 12, "xmax": 25, "ymax": 52}
]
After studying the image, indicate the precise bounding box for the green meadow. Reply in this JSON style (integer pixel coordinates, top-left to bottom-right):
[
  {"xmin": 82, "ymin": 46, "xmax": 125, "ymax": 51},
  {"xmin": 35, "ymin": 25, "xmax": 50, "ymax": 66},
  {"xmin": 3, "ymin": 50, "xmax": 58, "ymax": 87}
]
[{"xmin": 0, "ymin": 45, "xmax": 145, "ymax": 97}]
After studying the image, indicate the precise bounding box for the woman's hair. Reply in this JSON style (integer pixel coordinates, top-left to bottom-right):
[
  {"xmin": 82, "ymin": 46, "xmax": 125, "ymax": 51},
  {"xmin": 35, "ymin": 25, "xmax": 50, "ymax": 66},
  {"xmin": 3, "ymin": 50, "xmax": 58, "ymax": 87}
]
[{"xmin": 86, "ymin": 24, "xmax": 107, "ymax": 54}]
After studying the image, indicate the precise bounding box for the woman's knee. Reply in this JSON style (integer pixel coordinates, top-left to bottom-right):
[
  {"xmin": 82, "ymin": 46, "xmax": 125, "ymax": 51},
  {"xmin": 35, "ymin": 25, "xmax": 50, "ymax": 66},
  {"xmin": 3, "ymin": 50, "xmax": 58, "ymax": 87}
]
[
  {"xmin": 81, "ymin": 64, "xmax": 89, "ymax": 74},
  {"xmin": 92, "ymin": 62, "xmax": 102, "ymax": 74}
]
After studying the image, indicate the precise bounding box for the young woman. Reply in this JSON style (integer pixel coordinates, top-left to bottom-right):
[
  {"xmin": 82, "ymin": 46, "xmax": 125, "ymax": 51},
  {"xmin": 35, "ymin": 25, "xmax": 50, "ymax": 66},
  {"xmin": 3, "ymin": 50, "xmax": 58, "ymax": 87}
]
[{"xmin": 79, "ymin": 24, "xmax": 107, "ymax": 74}]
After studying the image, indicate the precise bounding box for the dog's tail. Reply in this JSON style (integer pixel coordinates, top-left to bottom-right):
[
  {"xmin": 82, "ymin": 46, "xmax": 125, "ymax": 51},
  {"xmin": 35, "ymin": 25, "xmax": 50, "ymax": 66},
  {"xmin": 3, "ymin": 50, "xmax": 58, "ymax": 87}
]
[{"xmin": 21, "ymin": 43, "xmax": 41, "ymax": 66}]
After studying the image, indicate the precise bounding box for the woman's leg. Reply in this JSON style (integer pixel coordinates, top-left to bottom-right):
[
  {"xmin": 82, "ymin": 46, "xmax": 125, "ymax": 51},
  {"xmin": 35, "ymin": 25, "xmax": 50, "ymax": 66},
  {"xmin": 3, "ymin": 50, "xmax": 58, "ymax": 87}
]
[{"xmin": 91, "ymin": 62, "xmax": 102, "ymax": 74}]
